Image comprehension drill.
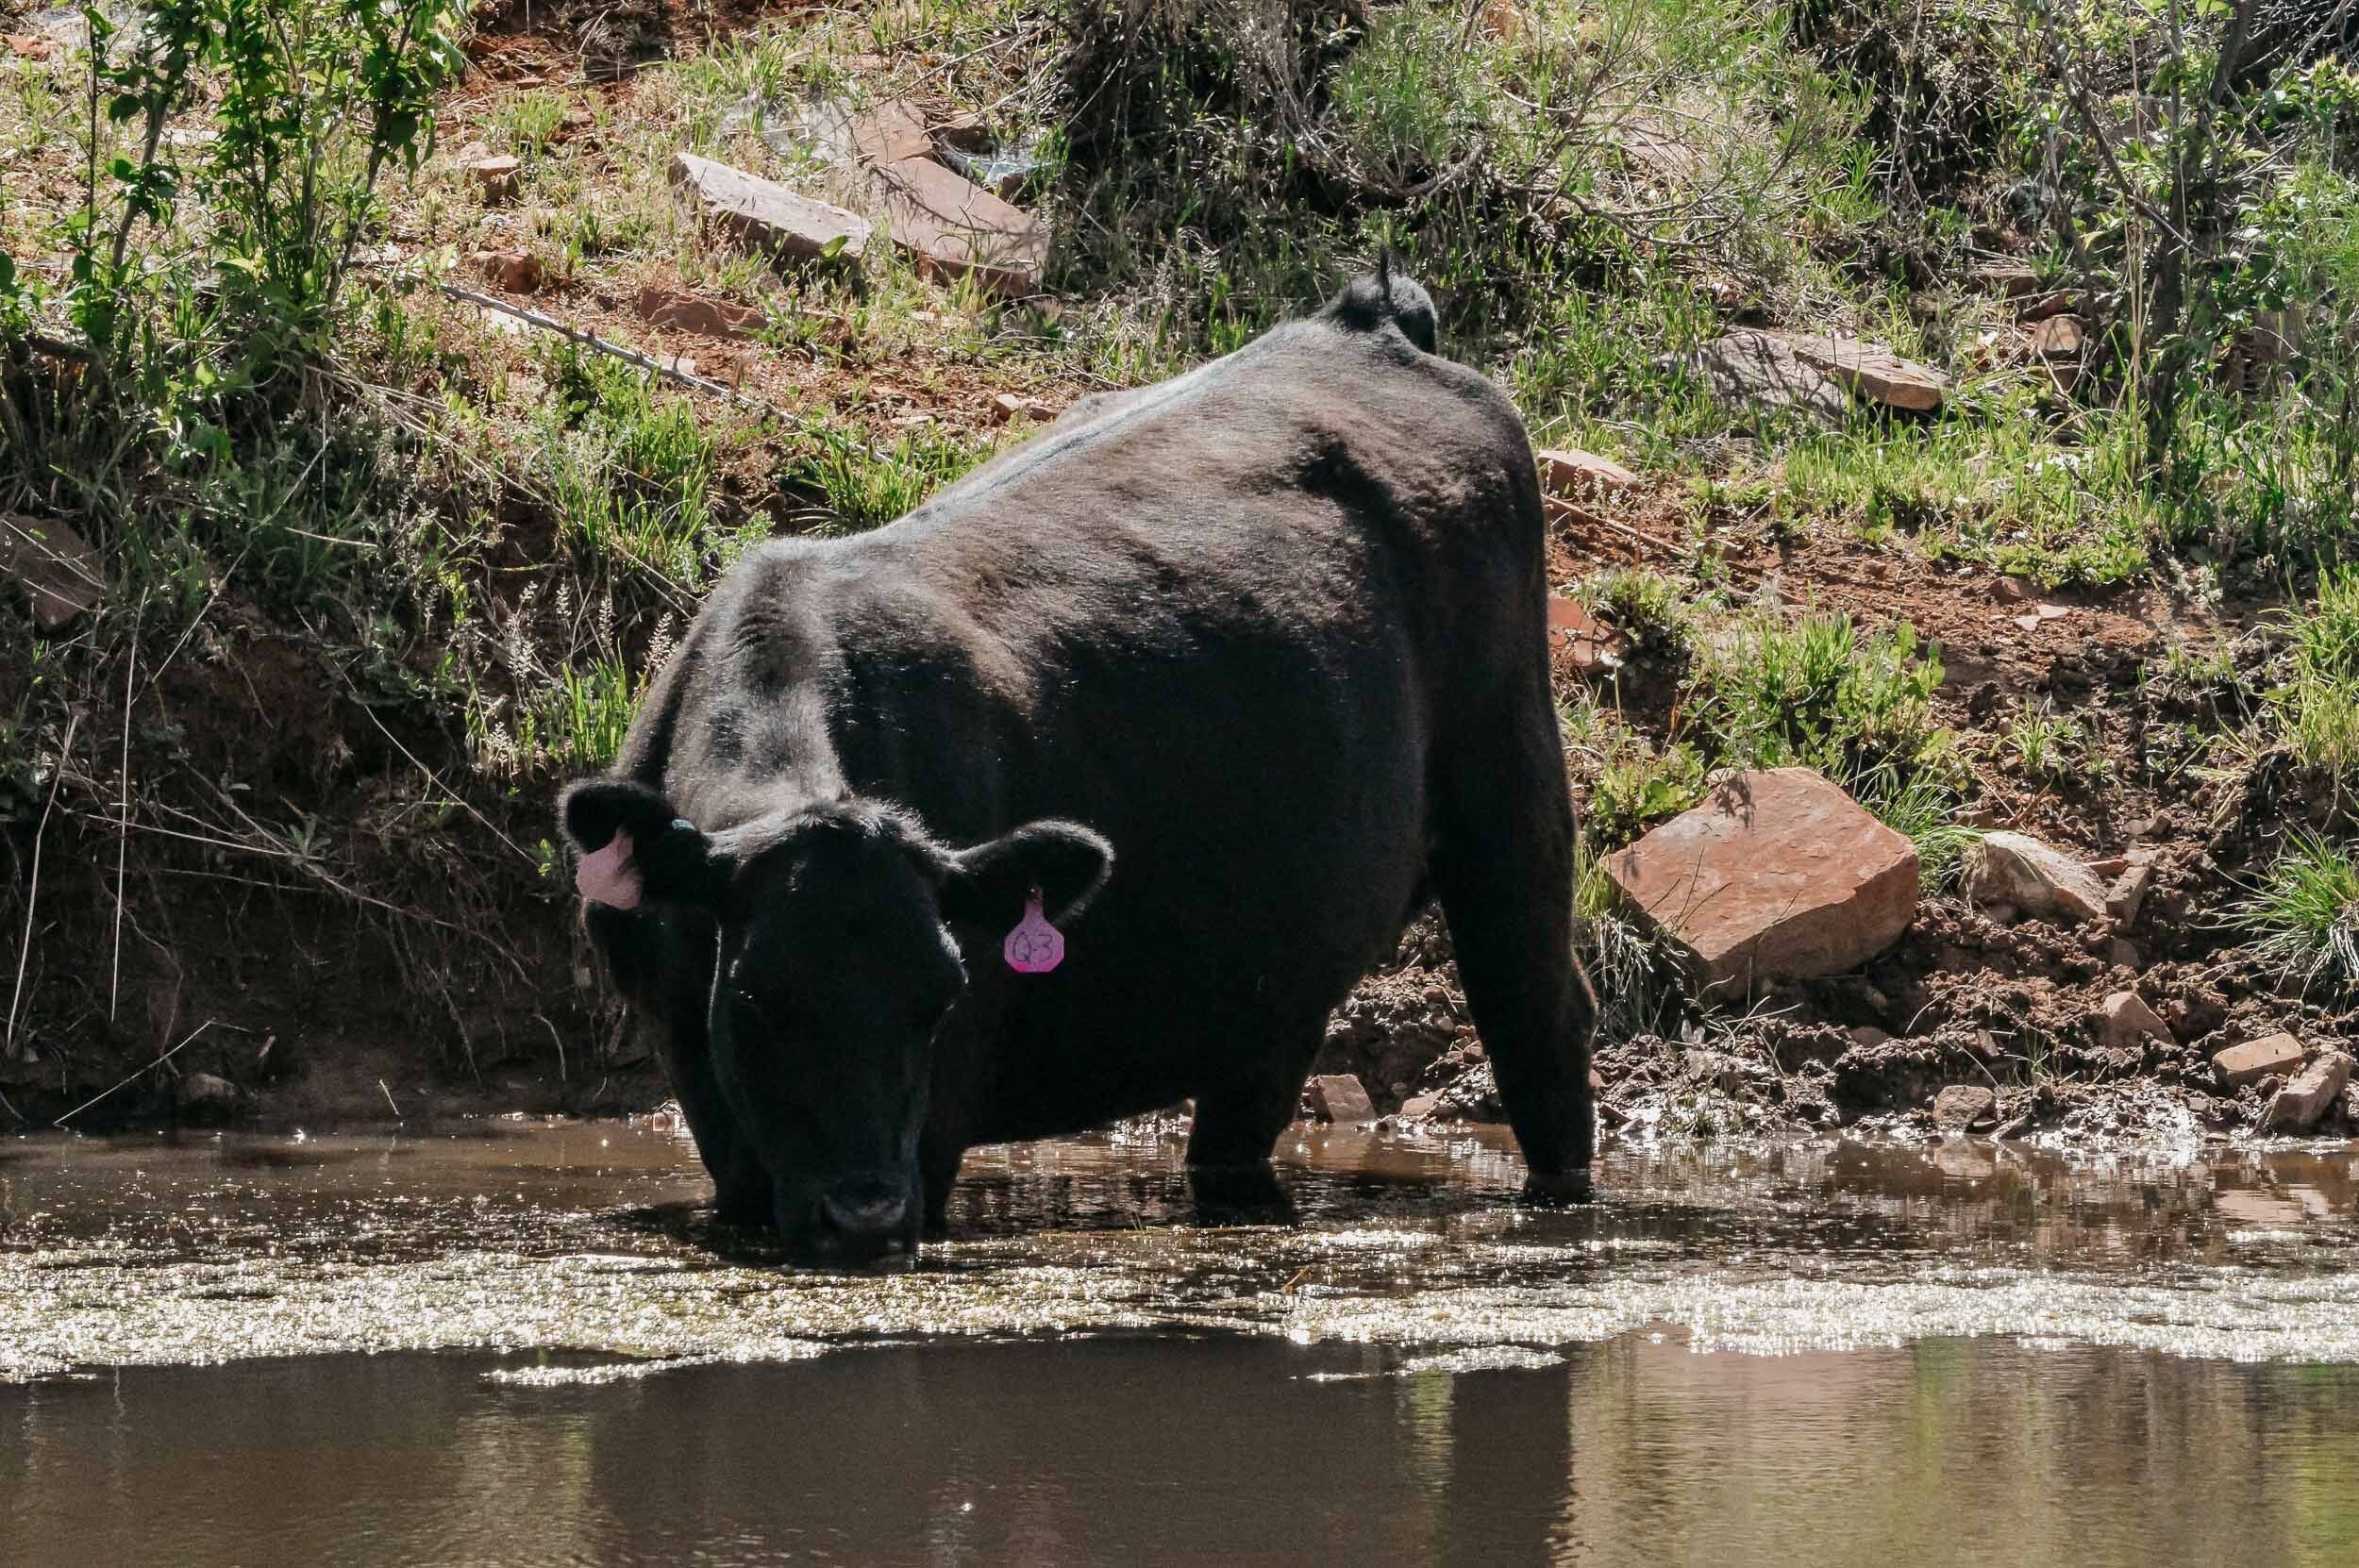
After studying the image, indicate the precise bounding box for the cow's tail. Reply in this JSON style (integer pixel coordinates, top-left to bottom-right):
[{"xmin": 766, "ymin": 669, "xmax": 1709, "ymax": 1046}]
[{"xmin": 1325, "ymin": 251, "xmax": 1439, "ymax": 355}]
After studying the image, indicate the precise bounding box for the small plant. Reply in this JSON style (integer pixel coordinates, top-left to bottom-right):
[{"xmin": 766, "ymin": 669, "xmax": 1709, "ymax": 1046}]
[
  {"xmin": 1586, "ymin": 739, "xmax": 1707, "ymax": 854},
  {"xmin": 2004, "ymin": 699, "xmax": 2081, "ymax": 783},
  {"xmin": 533, "ymin": 346, "xmax": 732, "ymax": 584},
  {"xmin": 2158, "ymin": 637, "xmax": 2241, "ymax": 692},
  {"xmin": 2223, "ymin": 831, "xmax": 2359, "ymax": 993},
  {"xmin": 471, "ymin": 592, "xmax": 666, "ymax": 776},
  {"xmin": 499, "ymin": 90, "xmax": 569, "ymax": 158},
  {"xmin": 1590, "ymin": 568, "xmax": 1696, "ymax": 661},
  {"xmin": 1570, "ymin": 842, "xmax": 1676, "ymax": 1047},
  {"xmin": 1855, "ymin": 769, "xmax": 1982, "ymax": 892}
]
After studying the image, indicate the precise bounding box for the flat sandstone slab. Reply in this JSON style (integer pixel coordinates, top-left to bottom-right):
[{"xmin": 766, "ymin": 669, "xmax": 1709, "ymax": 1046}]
[
  {"xmin": 1693, "ymin": 331, "xmax": 1850, "ymax": 425},
  {"xmin": 1604, "ymin": 767, "xmax": 1919, "ymax": 997},
  {"xmin": 2216, "ymin": 1032, "xmax": 2305, "ymax": 1089},
  {"xmin": 2268, "ymin": 1052, "xmax": 2352, "ymax": 1131},
  {"xmin": 1789, "ymin": 334, "xmax": 1948, "ymax": 411},
  {"xmin": 2, "ymin": 513, "xmax": 102, "ymax": 630},
  {"xmin": 670, "ymin": 153, "xmax": 872, "ymax": 263},
  {"xmin": 869, "ymin": 152, "xmax": 1045, "ymax": 296}
]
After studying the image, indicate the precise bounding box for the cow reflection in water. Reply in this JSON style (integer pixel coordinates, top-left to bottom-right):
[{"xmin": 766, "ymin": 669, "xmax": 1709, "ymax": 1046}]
[{"xmin": 561, "ymin": 264, "xmax": 1597, "ymax": 1262}]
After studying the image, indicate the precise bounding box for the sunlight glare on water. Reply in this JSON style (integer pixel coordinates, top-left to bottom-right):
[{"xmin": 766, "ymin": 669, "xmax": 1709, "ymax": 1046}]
[{"xmin": 2, "ymin": 1121, "xmax": 2357, "ymax": 1378}]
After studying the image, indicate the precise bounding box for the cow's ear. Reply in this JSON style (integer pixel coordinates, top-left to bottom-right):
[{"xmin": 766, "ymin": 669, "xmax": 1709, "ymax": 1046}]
[
  {"xmin": 939, "ymin": 820, "xmax": 1113, "ymax": 928},
  {"xmin": 559, "ymin": 778, "xmax": 724, "ymax": 909}
]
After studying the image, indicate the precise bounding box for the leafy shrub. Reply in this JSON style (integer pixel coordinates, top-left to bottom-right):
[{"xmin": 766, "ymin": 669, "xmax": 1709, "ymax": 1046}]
[
  {"xmin": 1051, "ymin": 0, "xmax": 1875, "ymax": 375},
  {"xmin": 2, "ymin": 0, "xmax": 467, "ymax": 536}
]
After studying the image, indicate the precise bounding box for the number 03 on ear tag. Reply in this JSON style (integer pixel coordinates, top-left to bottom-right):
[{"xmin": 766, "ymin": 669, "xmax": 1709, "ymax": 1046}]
[{"xmin": 1003, "ymin": 894, "xmax": 1064, "ymax": 974}]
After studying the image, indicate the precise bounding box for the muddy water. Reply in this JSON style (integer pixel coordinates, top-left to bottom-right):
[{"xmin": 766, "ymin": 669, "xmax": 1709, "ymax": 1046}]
[{"xmin": 5, "ymin": 1124, "xmax": 2359, "ymax": 1565}]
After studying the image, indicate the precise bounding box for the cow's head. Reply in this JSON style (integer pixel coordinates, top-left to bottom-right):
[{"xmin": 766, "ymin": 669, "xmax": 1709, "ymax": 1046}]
[{"xmin": 560, "ymin": 778, "xmax": 1111, "ymax": 1261}]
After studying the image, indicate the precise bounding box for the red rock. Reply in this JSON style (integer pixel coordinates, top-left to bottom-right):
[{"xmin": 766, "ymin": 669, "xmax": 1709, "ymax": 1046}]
[
  {"xmin": 2097, "ymin": 991, "xmax": 2172, "ymax": 1051},
  {"xmin": 2032, "ymin": 315, "xmax": 2085, "ymax": 357},
  {"xmin": 1, "ymin": 514, "xmax": 103, "ymax": 631},
  {"xmin": 1932, "ymin": 1084, "xmax": 1997, "ymax": 1130},
  {"xmin": 869, "ymin": 153, "xmax": 1046, "ymax": 296},
  {"xmin": 669, "ymin": 152, "xmax": 872, "ymax": 264},
  {"xmin": 1308, "ymin": 1074, "xmax": 1375, "ymax": 1124},
  {"xmin": 1789, "ymin": 334, "xmax": 1948, "ymax": 411},
  {"xmin": 1546, "ymin": 596, "xmax": 1619, "ymax": 676},
  {"xmin": 2265, "ymin": 1051, "xmax": 2351, "ymax": 1131},
  {"xmin": 2214, "ymin": 1033, "xmax": 2306, "ymax": 1089},
  {"xmin": 1398, "ymin": 1093, "xmax": 1442, "ymax": 1122},
  {"xmin": 1966, "ymin": 832, "xmax": 2107, "ymax": 924},
  {"xmin": 468, "ymin": 154, "xmax": 521, "ymax": 203},
  {"xmin": 2018, "ymin": 291, "xmax": 2082, "ymax": 323},
  {"xmin": 636, "ymin": 283, "xmax": 763, "ymax": 340},
  {"xmin": 1603, "ymin": 768, "xmax": 1919, "ymax": 997},
  {"xmin": 472, "ymin": 249, "xmax": 543, "ymax": 292},
  {"xmin": 848, "ymin": 99, "xmax": 935, "ymax": 166},
  {"xmin": 1535, "ymin": 446, "xmax": 1638, "ymax": 499},
  {"xmin": 930, "ymin": 109, "xmax": 992, "ymax": 153},
  {"xmin": 834, "ymin": 98, "xmax": 1045, "ymax": 293},
  {"xmin": 2106, "ymin": 859, "xmax": 2154, "ymax": 924}
]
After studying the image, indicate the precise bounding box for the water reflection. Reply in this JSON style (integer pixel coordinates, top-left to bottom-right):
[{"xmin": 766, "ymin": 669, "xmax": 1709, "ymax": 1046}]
[{"xmin": 5, "ymin": 1336, "xmax": 2356, "ymax": 1567}]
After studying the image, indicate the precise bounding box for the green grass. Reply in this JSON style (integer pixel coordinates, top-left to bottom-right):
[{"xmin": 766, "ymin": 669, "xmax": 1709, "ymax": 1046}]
[
  {"xmin": 1690, "ymin": 610, "xmax": 1958, "ymax": 791},
  {"xmin": 801, "ymin": 422, "xmax": 996, "ymax": 531},
  {"xmin": 1855, "ymin": 768, "xmax": 1982, "ymax": 892},
  {"xmin": 496, "ymin": 91, "xmax": 568, "ymax": 158},
  {"xmin": 2223, "ymin": 832, "xmax": 2359, "ymax": 994},
  {"xmin": 2267, "ymin": 570, "xmax": 2359, "ymax": 792}
]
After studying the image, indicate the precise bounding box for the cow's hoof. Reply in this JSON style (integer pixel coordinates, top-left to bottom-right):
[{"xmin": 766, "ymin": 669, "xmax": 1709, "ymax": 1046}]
[
  {"xmin": 713, "ymin": 1193, "xmax": 772, "ymax": 1229},
  {"xmin": 1187, "ymin": 1162, "xmax": 1295, "ymax": 1224},
  {"xmin": 1521, "ymin": 1169, "xmax": 1595, "ymax": 1206}
]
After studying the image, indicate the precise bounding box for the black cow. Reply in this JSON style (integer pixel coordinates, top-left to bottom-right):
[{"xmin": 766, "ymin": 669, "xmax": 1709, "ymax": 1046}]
[{"xmin": 560, "ymin": 266, "xmax": 1596, "ymax": 1259}]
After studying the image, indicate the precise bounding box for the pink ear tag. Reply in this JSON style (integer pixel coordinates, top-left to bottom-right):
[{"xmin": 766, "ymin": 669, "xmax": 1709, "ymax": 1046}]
[
  {"xmin": 1003, "ymin": 894, "xmax": 1064, "ymax": 975},
  {"xmin": 576, "ymin": 829, "xmax": 643, "ymax": 909}
]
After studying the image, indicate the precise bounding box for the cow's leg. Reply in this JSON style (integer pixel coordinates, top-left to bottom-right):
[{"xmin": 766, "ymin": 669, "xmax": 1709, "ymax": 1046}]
[
  {"xmin": 1183, "ymin": 1027, "xmax": 1314, "ymax": 1218},
  {"xmin": 1431, "ymin": 703, "xmax": 1598, "ymax": 1193},
  {"xmin": 594, "ymin": 907, "xmax": 769, "ymax": 1224},
  {"xmin": 657, "ymin": 1021, "xmax": 771, "ymax": 1226}
]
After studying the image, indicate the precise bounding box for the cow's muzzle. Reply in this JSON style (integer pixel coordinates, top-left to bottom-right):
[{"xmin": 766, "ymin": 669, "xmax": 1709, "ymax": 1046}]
[{"xmin": 786, "ymin": 1174, "xmax": 917, "ymax": 1261}]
